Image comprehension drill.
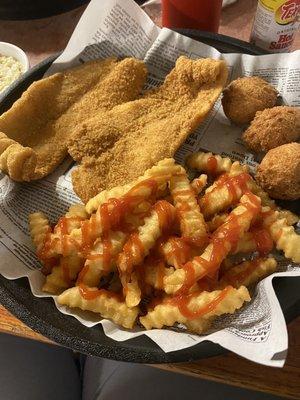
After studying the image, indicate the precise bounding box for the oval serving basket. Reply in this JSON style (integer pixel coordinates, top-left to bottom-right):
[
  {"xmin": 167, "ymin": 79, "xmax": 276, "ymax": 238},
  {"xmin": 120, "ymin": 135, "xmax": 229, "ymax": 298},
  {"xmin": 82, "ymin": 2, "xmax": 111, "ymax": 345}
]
[{"xmin": 0, "ymin": 30, "xmax": 299, "ymax": 363}]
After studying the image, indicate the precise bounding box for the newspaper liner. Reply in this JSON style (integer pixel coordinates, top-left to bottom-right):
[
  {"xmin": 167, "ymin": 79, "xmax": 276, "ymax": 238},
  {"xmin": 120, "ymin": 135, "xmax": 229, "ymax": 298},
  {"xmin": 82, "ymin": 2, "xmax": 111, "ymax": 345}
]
[{"xmin": 0, "ymin": 0, "xmax": 299, "ymax": 367}]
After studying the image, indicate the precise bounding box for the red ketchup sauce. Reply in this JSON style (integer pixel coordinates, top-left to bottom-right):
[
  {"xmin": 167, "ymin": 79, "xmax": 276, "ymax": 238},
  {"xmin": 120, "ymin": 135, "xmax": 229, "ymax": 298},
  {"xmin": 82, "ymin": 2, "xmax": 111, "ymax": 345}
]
[
  {"xmin": 154, "ymin": 200, "xmax": 175, "ymax": 232},
  {"xmin": 77, "ymin": 233, "xmax": 114, "ymax": 284},
  {"xmin": 220, "ymin": 173, "xmax": 251, "ymax": 203},
  {"xmin": 59, "ymin": 217, "xmax": 71, "ymax": 256},
  {"xmin": 177, "ymin": 192, "xmax": 261, "ymax": 295},
  {"xmin": 61, "ymin": 258, "xmax": 71, "ymax": 286},
  {"xmin": 207, "ymin": 156, "xmax": 218, "ymax": 175},
  {"xmin": 251, "ymin": 226, "xmax": 273, "ymax": 255},
  {"xmin": 201, "ymin": 172, "xmax": 251, "ymax": 210},
  {"xmin": 163, "ymin": 236, "xmax": 192, "ymax": 268},
  {"xmin": 156, "ymin": 260, "xmax": 166, "ymax": 290},
  {"xmin": 170, "ymin": 286, "xmax": 232, "ymax": 320},
  {"xmin": 118, "ymin": 201, "xmax": 174, "ymax": 274},
  {"xmin": 118, "ymin": 233, "xmax": 144, "ymax": 274},
  {"xmin": 173, "ymin": 184, "xmax": 207, "ymax": 246},
  {"xmin": 79, "ymin": 178, "xmax": 160, "ymax": 254},
  {"xmin": 224, "ymin": 258, "xmax": 261, "ymax": 287},
  {"xmin": 76, "ymin": 264, "xmax": 90, "ymax": 284}
]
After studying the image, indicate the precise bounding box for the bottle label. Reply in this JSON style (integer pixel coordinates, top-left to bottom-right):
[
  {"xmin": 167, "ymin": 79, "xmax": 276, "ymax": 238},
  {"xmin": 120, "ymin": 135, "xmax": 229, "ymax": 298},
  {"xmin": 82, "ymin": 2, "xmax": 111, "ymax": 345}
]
[{"xmin": 250, "ymin": 0, "xmax": 300, "ymax": 52}]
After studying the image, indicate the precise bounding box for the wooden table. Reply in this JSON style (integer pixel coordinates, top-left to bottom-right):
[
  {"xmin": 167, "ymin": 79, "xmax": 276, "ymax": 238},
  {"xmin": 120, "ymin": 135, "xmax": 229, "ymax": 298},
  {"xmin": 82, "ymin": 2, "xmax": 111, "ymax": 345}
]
[{"xmin": 0, "ymin": 1, "xmax": 299, "ymax": 399}]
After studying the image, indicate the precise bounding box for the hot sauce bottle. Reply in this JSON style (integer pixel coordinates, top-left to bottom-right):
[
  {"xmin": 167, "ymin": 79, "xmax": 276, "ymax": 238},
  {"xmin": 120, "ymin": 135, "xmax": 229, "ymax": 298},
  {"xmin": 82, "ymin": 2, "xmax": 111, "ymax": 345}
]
[
  {"xmin": 161, "ymin": 0, "xmax": 223, "ymax": 33},
  {"xmin": 250, "ymin": 0, "xmax": 300, "ymax": 52}
]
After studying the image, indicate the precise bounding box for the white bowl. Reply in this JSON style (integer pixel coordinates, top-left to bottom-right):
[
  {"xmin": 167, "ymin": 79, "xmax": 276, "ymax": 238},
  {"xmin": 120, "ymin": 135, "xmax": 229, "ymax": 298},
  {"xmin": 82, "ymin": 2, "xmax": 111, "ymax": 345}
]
[{"xmin": 0, "ymin": 41, "xmax": 29, "ymax": 73}]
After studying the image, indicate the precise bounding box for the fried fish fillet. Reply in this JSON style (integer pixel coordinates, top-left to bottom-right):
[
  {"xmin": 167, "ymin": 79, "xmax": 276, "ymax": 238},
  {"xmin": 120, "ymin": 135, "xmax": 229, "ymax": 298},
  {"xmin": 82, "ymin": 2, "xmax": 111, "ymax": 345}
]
[
  {"xmin": 68, "ymin": 56, "xmax": 228, "ymax": 202},
  {"xmin": 0, "ymin": 58, "xmax": 147, "ymax": 181}
]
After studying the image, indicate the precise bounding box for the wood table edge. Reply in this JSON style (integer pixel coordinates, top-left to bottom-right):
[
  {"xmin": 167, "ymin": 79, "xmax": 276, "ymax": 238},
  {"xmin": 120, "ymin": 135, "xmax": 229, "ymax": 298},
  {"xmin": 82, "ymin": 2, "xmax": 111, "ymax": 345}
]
[{"xmin": 0, "ymin": 304, "xmax": 52, "ymax": 344}]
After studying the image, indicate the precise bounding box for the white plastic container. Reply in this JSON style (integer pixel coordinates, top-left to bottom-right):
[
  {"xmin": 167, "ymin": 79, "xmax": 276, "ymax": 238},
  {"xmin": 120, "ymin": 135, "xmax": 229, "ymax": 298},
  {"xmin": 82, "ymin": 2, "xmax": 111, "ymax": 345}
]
[
  {"xmin": 0, "ymin": 42, "xmax": 29, "ymax": 71},
  {"xmin": 0, "ymin": 42, "xmax": 29, "ymax": 92},
  {"xmin": 250, "ymin": 0, "xmax": 300, "ymax": 53}
]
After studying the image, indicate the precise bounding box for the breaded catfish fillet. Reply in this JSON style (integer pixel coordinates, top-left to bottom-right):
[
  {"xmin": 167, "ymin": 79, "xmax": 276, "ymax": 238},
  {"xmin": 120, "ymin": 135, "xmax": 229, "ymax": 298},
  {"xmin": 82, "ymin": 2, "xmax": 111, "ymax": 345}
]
[
  {"xmin": 69, "ymin": 56, "xmax": 228, "ymax": 202},
  {"xmin": 0, "ymin": 58, "xmax": 147, "ymax": 181}
]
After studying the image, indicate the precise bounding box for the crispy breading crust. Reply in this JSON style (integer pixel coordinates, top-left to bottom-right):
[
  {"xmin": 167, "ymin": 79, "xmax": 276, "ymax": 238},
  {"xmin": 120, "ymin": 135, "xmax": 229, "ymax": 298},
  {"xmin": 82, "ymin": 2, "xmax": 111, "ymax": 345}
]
[
  {"xmin": 221, "ymin": 76, "xmax": 277, "ymax": 125},
  {"xmin": 69, "ymin": 56, "xmax": 228, "ymax": 202},
  {"xmin": 243, "ymin": 106, "xmax": 300, "ymax": 152},
  {"xmin": 0, "ymin": 58, "xmax": 147, "ymax": 181},
  {"xmin": 255, "ymin": 143, "xmax": 300, "ymax": 200}
]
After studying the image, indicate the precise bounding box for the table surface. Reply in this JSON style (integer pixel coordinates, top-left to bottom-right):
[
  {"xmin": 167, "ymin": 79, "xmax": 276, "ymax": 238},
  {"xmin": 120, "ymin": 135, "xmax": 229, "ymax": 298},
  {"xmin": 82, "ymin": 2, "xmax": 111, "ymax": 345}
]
[{"xmin": 0, "ymin": 1, "xmax": 299, "ymax": 399}]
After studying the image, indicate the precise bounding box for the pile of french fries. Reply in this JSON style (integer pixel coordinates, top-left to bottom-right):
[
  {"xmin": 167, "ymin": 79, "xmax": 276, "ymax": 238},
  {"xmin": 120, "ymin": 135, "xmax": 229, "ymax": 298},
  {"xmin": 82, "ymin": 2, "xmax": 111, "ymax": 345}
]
[{"xmin": 29, "ymin": 153, "xmax": 300, "ymax": 332}]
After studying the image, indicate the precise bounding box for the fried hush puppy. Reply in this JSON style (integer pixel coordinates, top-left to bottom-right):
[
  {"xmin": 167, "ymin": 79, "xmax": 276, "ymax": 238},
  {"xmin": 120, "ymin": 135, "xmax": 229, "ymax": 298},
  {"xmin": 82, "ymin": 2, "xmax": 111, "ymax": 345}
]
[
  {"xmin": 255, "ymin": 143, "xmax": 300, "ymax": 200},
  {"xmin": 222, "ymin": 76, "xmax": 278, "ymax": 125},
  {"xmin": 243, "ymin": 106, "xmax": 300, "ymax": 152}
]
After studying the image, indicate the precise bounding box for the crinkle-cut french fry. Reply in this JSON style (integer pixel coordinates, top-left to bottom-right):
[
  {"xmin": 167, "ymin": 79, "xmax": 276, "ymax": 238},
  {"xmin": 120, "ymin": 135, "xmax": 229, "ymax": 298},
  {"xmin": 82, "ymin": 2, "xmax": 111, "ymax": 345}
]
[
  {"xmin": 231, "ymin": 223, "xmax": 274, "ymax": 255},
  {"xmin": 85, "ymin": 158, "xmax": 183, "ymax": 214},
  {"xmin": 43, "ymin": 202, "xmax": 147, "ymax": 261},
  {"xmin": 186, "ymin": 152, "xmax": 232, "ymax": 175},
  {"xmin": 124, "ymin": 200, "xmax": 152, "ymax": 230},
  {"xmin": 140, "ymin": 286, "xmax": 250, "ymax": 332},
  {"xmin": 42, "ymin": 255, "xmax": 83, "ymax": 294},
  {"xmin": 44, "ymin": 230, "xmax": 82, "ymax": 258},
  {"xmin": 144, "ymin": 259, "xmax": 174, "ymax": 290},
  {"xmin": 205, "ymin": 162, "xmax": 249, "ymax": 194},
  {"xmin": 231, "ymin": 232, "xmax": 257, "ymax": 254},
  {"xmin": 219, "ymin": 257, "xmax": 277, "ymax": 289},
  {"xmin": 163, "ymin": 193, "xmax": 261, "ymax": 295},
  {"xmin": 262, "ymin": 209, "xmax": 300, "ymax": 263},
  {"xmin": 58, "ymin": 285, "xmax": 138, "ymax": 329},
  {"xmin": 277, "ymin": 209, "xmax": 299, "ymax": 226},
  {"xmin": 217, "ymin": 165, "xmax": 295, "ymax": 213},
  {"xmin": 185, "ymin": 287, "xmax": 250, "ymax": 333},
  {"xmin": 118, "ymin": 200, "xmax": 176, "ymax": 274},
  {"xmin": 65, "ymin": 203, "xmax": 88, "ymax": 219},
  {"xmin": 207, "ymin": 213, "xmax": 228, "ymax": 232},
  {"xmin": 248, "ymin": 179, "xmax": 276, "ymax": 209},
  {"xmin": 38, "ymin": 205, "xmax": 88, "ymax": 259},
  {"xmin": 29, "ymin": 212, "xmax": 51, "ymax": 254},
  {"xmin": 53, "ymin": 204, "xmax": 88, "ymax": 236},
  {"xmin": 118, "ymin": 201, "xmax": 176, "ymax": 305},
  {"xmin": 80, "ymin": 178, "xmax": 166, "ymax": 242},
  {"xmin": 191, "ymin": 174, "xmax": 207, "ymax": 195},
  {"xmin": 123, "ymin": 271, "xmax": 141, "ymax": 308},
  {"xmin": 31, "ymin": 151, "xmax": 297, "ymax": 334},
  {"xmin": 86, "ymin": 185, "xmax": 128, "ymax": 215},
  {"xmin": 170, "ymin": 170, "xmax": 207, "ymax": 246},
  {"xmin": 45, "ymin": 178, "xmax": 168, "ymax": 258},
  {"xmin": 77, "ymin": 231, "xmax": 127, "ymax": 287},
  {"xmin": 73, "ymin": 172, "xmax": 177, "ymax": 249},
  {"xmin": 160, "ymin": 237, "xmax": 197, "ymax": 269},
  {"xmin": 200, "ymin": 164, "xmax": 252, "ymax": 219}
]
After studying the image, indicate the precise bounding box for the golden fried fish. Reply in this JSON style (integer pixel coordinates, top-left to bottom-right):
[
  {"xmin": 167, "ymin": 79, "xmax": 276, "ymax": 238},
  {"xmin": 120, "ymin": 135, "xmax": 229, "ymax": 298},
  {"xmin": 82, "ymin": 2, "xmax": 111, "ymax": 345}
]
[
  {"xmin": 68, "ymin": 56, "xmax": 228, "ymax": 202},
  {"xmin": 0, "ymin": 58, "xmax": 147, "ymax": 181}
]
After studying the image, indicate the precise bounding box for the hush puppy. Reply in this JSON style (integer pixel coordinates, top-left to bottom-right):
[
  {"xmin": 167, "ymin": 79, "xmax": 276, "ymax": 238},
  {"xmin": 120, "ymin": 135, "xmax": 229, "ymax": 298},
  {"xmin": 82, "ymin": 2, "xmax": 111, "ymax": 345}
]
[
  {"xmin": 222, "ymin": 76, "xmax": 278, "ymax": 125},
  {"xmin": 255, "ymin": 142, "xmax": 300, "ymax": 200},
  {"xmin": 243, "ymin": 106, "xmax": 300, "ymax": 152}
]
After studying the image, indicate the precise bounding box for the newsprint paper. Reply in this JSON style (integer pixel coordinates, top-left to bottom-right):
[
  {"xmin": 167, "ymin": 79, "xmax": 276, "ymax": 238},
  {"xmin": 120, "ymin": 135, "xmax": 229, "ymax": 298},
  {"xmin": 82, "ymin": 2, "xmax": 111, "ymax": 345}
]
[{"xmin": 0, "ymin": 0, "xmax": 299, "ymax": 366}]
